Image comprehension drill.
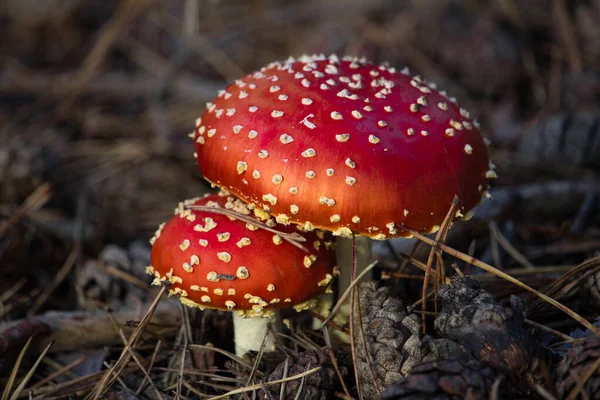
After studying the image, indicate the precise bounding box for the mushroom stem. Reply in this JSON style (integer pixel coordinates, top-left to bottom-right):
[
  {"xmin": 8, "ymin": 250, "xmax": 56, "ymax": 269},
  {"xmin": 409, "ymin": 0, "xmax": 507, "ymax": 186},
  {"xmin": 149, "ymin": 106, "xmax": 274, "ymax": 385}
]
[
  {"xmin": 313, "ymin": 236, "xmax": 371, "ymax": 332},
  {"xmin": 336, "ymin": 236, "xmax": 372, "ymax": 293},
  {"xmin": 233, "ymin": 313, "xmax": 278, "ymax": 356}
]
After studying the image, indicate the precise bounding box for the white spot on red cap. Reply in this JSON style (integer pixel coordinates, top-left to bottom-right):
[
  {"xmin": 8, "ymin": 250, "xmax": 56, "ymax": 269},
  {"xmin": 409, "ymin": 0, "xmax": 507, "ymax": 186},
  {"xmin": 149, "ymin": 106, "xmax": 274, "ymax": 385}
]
[
  {"xmin": 319, "ymin": 196, "xmax": 336, "ymax": 206},
  {"xmin": 301, "ymin": 148, "xmax": 316, "ymax": 158},
  {"xmin": 335, "ymin": 133, "xmax": 350, "ymax": 142},
  {"xmin": 280, "ymin": 134, "xmax": 294, "ymax": 144},
  {"xmin": 368, "ymin": 135, "xmax": 380, "ymax": 144},
  {"xmin": 179, "ymin": 239, "xmax": 190, "ymax": 251},
  {"xmin": 217, "ymin": 232, "xmax": 230, "ymax": 242},
  {"xmin": 331, "ymin": 111, "xmax": 343, "ymax": 120},
  {"xmin": 236, "ymin": 237, "xmax": 251, "ymax": 248},
  {"xmin": 301, "ymin": 114, "xmax": 316, "ymax": 129},
  {"xmin": 262, "ymin": 193, "xmax": 278, "ymax": 205},
  {"xmin": 272, "ymin": 174, "xmax": 283, "ymax": 185},
  {"xmin": 236, "ymin": 161, "xmax": 248, "ymax": 174},
  {"xmin": 258, "ymin": 150, "xmax": 269, "ymax": 159},
  {"xmin": 236, "ymin": 266, "xmax": 249, "ymax": 279},
  {"xmin": 217, "ymin": 252, "xmax": 231, "ymax": 263}
]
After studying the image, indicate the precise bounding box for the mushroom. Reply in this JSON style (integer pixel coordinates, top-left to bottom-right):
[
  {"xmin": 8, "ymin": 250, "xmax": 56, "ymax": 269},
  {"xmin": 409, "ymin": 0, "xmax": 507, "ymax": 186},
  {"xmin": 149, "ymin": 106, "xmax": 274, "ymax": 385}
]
[
  {"xmin": 191, "ymin": 54, "xmax": 493, "ymax": 304},
  {"xmin": 147, "ymin": 193, "xmax": 337, "ymax": 355}
]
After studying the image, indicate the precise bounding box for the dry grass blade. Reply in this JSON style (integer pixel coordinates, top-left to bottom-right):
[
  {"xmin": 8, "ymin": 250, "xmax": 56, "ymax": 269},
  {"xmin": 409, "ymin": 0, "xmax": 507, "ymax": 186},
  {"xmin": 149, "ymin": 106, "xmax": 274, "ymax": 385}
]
[
  {"xmin": 320, "ymin": 260, "xmax": 378, "ymax": 328},
  {"xmin": 90, "ymin": 285, "xmax": 167, "ymax": 397},
  {"xmin": 567, "ymin": 353, "xmax": 600, "ymax": 400},
  {"xmin": 60, "ymin": 0, "xmax": 153, "ymax": 113},
  {"xmin": 293, "ymin": 364, "xmax": 310, "ymax": 400},
  {"xmin": 421, "ymin": 196, "xmax": 459, "ymax": 333},
  {"xmin": 136, "ymin": 340, "xmax": 162, "ymax": 395},
  {"xmin": 0, "ymin": 183, "xmax": 52, "ymax": 237},
  {"xmin": 489, "ymin": 221, "xmax": 535, "ymax": 269},
  {"xmin": 279, "ymin": 357, "xmax": 289, "ymax": 400},
  {"xmin": 28, "ymin": 246, "xmax": 79, "ymax": 317},
  {"xmin": 187, "ymin": 344, "xmax": 258, "ymax": 373},
  {"xmin": 527, "ymin": 256, "xmax": 600, "ymax": 314},
  {"xmin": 353, "ymin": 282, "xmax": 381, "ymax": 397},
  {"xmin": 1, "ymin": 336, "xmax": 33, "ymax": 400},
  {"xmin": 116, "ymin": 329, "xmax": 163, "ymax": 399},
  {"xmin": 30, "ymin": 356, "xmax": 87, "ymax": 389},
  {"xmin": 9, "ymin": 340, "xmax": 55, "ymax": 400},
  {"xmin": 206, "ymin": 367, "xmax": 322, "ymax": 400},
  {"xmin": 321, "ymin": 327, "xmax": 351, "ymax": 399},
  {"xmin": 348, "ymin": 237, "xmax": 364, "ymax": 400},
  {"xmin": 524, "ymin": 319, "xmax": 573, "ymax": 342},
  {"xmin": 0, "ymin": 279, "xmax": 27, "ymax": 304},
  {"xmin": 400, "ymin": 227, "xmax": 600, "ymax": 336},
  {"xmin": 246, "ymin": 329, "xmax": 272, "ymax": 387},
  {"xmin": 534, "ymin": 384, "xmax": 558, "ymax": 400},
  {"xmin": 552, "ymin": 0, "xmax": 582, "ymax": 73},
  {"xmin": 186, "ymin": 205, "xmax": 308, "ymax": 251},
  {"xmin": 147, "ymin": 9, "xmax": 245, "ymax": 81}
]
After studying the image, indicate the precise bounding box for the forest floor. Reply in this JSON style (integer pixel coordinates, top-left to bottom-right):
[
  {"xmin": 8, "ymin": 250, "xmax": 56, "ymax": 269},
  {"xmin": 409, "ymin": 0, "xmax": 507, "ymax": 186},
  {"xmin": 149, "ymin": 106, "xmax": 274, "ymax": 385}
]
[{"xmin": 1, "ymin": 0, "xmax": 600, "ymax": 398}]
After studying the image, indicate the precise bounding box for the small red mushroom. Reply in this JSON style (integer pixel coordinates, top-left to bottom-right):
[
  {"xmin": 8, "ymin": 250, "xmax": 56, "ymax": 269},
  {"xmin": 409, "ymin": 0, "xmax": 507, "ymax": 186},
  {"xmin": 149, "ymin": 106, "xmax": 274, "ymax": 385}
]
[
  {"xmin": 147, "ymin": 192, "xmax": 338, "ymax": 354},
  {"xmin": 148, "ymin": 193, "xmax": 337, "ymax": 315},
  {"xmin": 192, "ymin": 54, "xmax": 493, "ymax": 241}
]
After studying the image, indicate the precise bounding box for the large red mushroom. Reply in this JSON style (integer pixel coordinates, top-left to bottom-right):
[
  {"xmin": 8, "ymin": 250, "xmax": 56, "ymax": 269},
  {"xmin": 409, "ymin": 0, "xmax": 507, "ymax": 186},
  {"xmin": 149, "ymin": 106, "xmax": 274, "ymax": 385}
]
[
  {"xmin": 192, "ymin": 54, "xmax": 493, "ymax": 240},
  {"xmin": 147, "ymin": 192, "xmax": 337, "ymax": 355}
]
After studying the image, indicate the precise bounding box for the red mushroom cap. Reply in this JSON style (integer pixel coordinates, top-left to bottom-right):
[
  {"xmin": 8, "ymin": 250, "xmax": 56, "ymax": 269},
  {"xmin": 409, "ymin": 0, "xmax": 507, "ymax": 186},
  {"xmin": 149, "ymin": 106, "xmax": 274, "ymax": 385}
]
[
  {"xmin": 147, "ymin": 193, "xmax": 337, "ymax": 317},
  {"xmin": 193, "ymin": 54, "xmax": 493, "ymax": 239}
]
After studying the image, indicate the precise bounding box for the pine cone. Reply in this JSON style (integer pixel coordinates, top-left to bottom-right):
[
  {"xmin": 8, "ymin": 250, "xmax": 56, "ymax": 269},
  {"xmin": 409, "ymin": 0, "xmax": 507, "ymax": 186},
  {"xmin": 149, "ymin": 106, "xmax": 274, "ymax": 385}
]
[
  {"xmin": 353, "ymin": 282, "xmax": 435, "ymax": 400},
  {"xmin": 261, "ymin": 349, "xmax": 348, "ymax": 400},
  {"xmin": 381, "ymin": 359, "xmax": 500, "ymax": 400},
  {"xmin": 435, "ymin": 277, "xmax": 538, "ymax": 383},
  {"xmin": 77, "ymin": 242, "xmax": 151, "ymax": 308},
  {"xmin": 556, "ymin": 336, "xmax": 600, "ymax": 399}
]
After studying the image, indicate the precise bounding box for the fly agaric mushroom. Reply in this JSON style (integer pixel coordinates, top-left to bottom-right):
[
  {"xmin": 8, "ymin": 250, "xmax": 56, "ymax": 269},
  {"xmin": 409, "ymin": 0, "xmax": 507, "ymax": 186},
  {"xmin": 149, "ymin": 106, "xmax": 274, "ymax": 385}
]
[
  {"xmin": 191, "ymin": 54, "xmax": 494, "ymax": 298},
  {"xmin": 147, "ymin": 193, "xmax": 337, "ymax": 355}
]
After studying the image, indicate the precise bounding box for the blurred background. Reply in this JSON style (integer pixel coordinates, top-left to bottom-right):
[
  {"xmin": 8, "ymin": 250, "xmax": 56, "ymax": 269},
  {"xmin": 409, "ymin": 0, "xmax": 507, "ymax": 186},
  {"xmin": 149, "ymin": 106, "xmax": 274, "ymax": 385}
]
[{"xmin": 0, "ymin": 0, "xmax": 599, "ymax": 394}]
